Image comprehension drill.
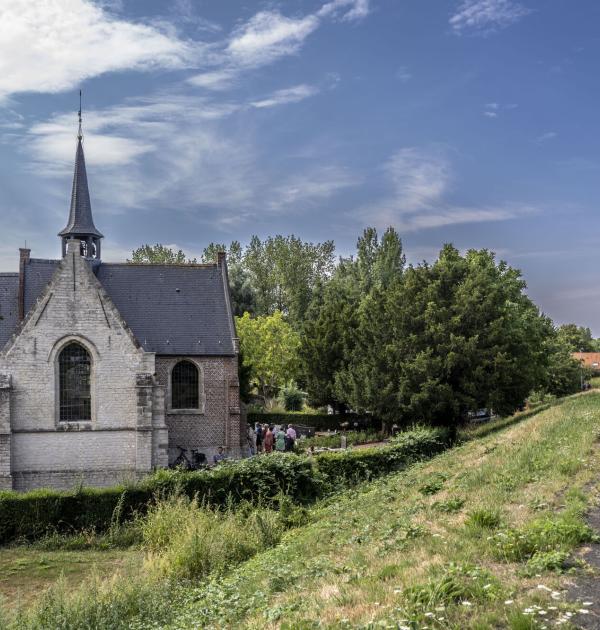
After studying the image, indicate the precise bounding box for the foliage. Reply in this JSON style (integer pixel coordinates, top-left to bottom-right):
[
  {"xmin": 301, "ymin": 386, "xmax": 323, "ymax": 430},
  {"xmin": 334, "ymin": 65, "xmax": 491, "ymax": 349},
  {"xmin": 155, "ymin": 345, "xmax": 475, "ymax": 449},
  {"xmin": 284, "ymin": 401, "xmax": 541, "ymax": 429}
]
[
  {"xmin": 0, "ymin": 427, "xmax": 449, "ymax": 545},
  {"xmin": 277, "ymin": 382, "xmax": 306, "ymax": 412},
  {"xmin": 238, "ymin": 350, "xmax": 253, "ymax": 404},
  {"xmin": 313, "ymin": 426, "xmax": 450, "ymax": 484},
  {"xmin": 244, "ymin": 234, "xmax": 335, "ymax": 325},
  {"xmin": 336, "ymin": 244, "xmax": 551, "ymax": 430},
  {"xmin": 142, "ymin": 495, "xmax": 284, "ymax": 581},
  {"xmin": 556, "ymin": 323, "xmax": 598, "ymax": 352},
  {"xmin": 236, "ymin": 311, "xmax": 301, "ymax": 401},
  {"xmin": 542, "ymin": 333, "xmax": 588, "ymax": 396},
  {"xmin": 300, "ymin": 227, "xmax": 404, "ymax": 410},
  {"xmin": 247, "ymin": 411, "xmax": 378, "ymax": 432},
  {"xmin": 129, "ymin": 244, "xmax": 197, "ymax": 264},
  {"xmin": 296, "ymin": 429, "xmax": 383, "ymax": 452},
  {"xmin": 490, "ymin": 508, "xmax": 598, "ymax": 562}
]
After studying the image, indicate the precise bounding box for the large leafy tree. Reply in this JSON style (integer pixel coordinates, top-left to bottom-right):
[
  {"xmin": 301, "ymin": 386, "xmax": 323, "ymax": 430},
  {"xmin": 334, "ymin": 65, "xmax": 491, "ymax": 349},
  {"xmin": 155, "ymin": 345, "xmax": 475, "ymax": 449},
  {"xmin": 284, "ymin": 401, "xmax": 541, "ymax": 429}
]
[
  {"xmin": 202, "ymin": 241, "xmax": 256, "ymax": 317},
  {"xmin": 130, "ymin": 244, "xmax": 197, "ymax": 264},
  {"xmin": 556, "ymin": 323, "xmax": 598, "ymax": 352},
  {"xmin": 244, "ymin": 235, "xmax": 335, "ymax": 325},
  {"xmin": 236, "ymin": 311, "xmax": 301, "ymax": 403},
  {"xmin": 300, "ymin": 227, "xmax": 404, "ymax": 410},
  {"xmin": 336, "ymin": 245, "xmax": 551, "ymax": 431}
]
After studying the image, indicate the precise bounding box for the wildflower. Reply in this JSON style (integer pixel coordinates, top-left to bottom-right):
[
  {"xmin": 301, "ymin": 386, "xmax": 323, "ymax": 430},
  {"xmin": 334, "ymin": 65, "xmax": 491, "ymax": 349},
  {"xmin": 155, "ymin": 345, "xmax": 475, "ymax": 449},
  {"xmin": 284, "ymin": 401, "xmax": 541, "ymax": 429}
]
[
  {"xmin": 537, "ymin": 585, "xmax": 552, "ymax": 592},
  {"xmin": 504, "ymin": 600, "xmax": 514, "ymax": 605},
  {"xmin": 461, "ymin": 601, "xmax": 472, "ymax": 607},
  {"xmin": 583, "ymin": 601, "xmax": 593, "ymax": 606}
]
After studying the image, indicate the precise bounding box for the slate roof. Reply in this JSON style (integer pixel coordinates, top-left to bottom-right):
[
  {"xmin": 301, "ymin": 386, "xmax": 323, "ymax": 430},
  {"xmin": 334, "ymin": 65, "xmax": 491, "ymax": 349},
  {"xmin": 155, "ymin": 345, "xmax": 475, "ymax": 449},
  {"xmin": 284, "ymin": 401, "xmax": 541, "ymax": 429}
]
[
  {"xmin": 0, "ymin": 273, "xmax": 19, "ymax": 350},
  {"xmin": 0, "ymin": 258, "xmax": 236, "ymax": 356},
  {"xmin": 96, "ymin": 263, "xmax": 236, "ymax": 355},
  {"xmin": 58, "ymin": 137, "xmax": 103, "ymax": 239}
]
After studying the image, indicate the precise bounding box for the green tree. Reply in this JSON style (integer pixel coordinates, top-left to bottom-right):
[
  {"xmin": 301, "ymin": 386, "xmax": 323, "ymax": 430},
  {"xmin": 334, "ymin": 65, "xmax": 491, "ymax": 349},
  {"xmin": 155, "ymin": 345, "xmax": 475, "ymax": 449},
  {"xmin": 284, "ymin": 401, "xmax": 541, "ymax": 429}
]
[
  {"xmin": 543, "ymin": 335, "xmax": 586, "ymax": 397},
  {"xmin": 236, "ymin": 311, "xmax": 301, "ymax": 403},
  {"xmin": 130, "ymin": 244, "xmax": 197, "ymax": 264},
  {"xmin": 336, "ymin": 245, "xmax": 551, "ymax": 432},
  {"xmin": 300, "ymin": 227, "xmax": 405, "ymax": 410},
  {"xmin": 244, "ymin": 235, "xmax": 335, "ymax": 325},
  {"xmin": 556, "ymin": 323, "xmax": 597, "ymax": 352}
]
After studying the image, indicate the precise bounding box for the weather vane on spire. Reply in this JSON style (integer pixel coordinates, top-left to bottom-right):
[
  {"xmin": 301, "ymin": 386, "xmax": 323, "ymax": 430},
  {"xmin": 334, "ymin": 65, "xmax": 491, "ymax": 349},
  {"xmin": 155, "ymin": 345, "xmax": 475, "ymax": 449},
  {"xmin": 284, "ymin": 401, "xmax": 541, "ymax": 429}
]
[{"xmin": 78, "ymin": 89, "xmax": 83, "ymax": 140}]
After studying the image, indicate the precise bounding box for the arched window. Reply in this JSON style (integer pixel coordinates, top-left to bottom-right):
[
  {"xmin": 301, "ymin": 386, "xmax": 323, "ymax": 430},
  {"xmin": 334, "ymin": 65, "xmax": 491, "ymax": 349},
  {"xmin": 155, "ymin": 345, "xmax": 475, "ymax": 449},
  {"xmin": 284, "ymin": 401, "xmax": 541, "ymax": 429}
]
[
  {"xmin": 171, "ymin": 360, "xmax": 199, "ymax": 410},
  {"xmin": 59, "ymin": 342, "xmax": 91, "ymax": 421}
]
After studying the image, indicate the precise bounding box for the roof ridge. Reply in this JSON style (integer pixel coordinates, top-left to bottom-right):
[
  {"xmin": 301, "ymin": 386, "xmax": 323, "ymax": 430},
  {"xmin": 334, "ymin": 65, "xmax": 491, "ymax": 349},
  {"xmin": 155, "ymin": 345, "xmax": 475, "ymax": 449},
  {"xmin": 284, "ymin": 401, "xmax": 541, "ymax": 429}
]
[{"xmin": 103, "ymin": 262, "xmax": 217, "ymax": 269}]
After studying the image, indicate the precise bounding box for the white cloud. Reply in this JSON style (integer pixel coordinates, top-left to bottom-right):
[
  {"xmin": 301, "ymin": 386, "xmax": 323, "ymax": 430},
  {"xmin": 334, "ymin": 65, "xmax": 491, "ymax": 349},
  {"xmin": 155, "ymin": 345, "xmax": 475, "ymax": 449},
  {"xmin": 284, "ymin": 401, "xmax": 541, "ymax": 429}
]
[
  {"xmin": 450, "ymin": 0, "xmax": 531, "ymax": 35},
  {"xmin": 0, "ymin": 0, "xmax": 205, "ymax": 101},
  {"xmin": 319, "ymin": 0, "xmax": 371, "ymax": 22},
  {"xmin": 353, "ymin": 147, "xmax": 535, "ymax": 232},
  {"xmin": 396, "ymin": 66, "xmax": 412, "ymax": 82},
  {"xmin": 484, "ymin": 111, "xmax": 498, "ymax": 118},
  {"xmin": 385, "ymin": 148, "xmax": 451, "ymax": 212},
  {"xmin": 187, "ymin": 69, "xmax": 238, "ymax": 91},
  {"xmin": 537, "ymin": 131, "xmax": 558, "ymax": 143},
  {"xmin": 188, "ymin": 2, "xmax": 369, "ymax": 92},
  {"xmin": 266, "ymin": 166, "xmax": 360, "ymax": 210},
  {"xmin": 251, "ymin": 84, "xmax": 319, "ymax": 109},
  {"xmin": 227, "ymin": 11, "xmax": 319, "ymax": 67}
]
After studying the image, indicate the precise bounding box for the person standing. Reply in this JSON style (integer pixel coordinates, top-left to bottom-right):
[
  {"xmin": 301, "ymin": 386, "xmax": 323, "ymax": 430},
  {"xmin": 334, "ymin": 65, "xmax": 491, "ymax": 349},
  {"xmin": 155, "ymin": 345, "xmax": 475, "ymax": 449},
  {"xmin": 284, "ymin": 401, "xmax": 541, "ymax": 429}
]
[
  {"xmin": 285, "ymin": 425, "xmax": 297, "ymax": 451},
  {"xmin": 255, "ymin": 423, "xmax": 263, "ymax": 453},
  {"xmin": 264, "ymin": 426, "xmax": 274, "ymax": 453},
  {"xmin": 275, "ymin": 428, "xmax": 286, "ymax": 452}
]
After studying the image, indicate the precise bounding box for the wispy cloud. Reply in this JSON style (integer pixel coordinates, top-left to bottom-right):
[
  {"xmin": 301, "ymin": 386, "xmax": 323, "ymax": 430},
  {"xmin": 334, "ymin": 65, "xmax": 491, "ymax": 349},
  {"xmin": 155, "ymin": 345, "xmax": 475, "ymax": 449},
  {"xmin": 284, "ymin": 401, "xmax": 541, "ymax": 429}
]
[
  {"xmin": 251, "ymin": 84, "xmax": 319, "ymax": 109},
  {"xmin": 187, "ymin": 1, "xmax": 369, "ymax": 91},
  {"xmin": 352, "ymin": 147, "xmax": 536, "ymax": 232},
  {"xmin": 0, "ymin": 0, "xmax": 370, "ymax": 101},
  {"xmin": 483, "ymin": 102, "xmax": 517, "ymax": 118},
  {"xmin": 0, "ymin": 0, "xmax": 205, "ymax": 101},
  {"xmin": 450, "ymin": 0, "xmax": 531, "ymax": 35},
  {"xmin": 537, "ymin": 131, "xmax": 558, "ymax": 143},
  {"xmin": 396, "ymin": 66, "xmax": 412, "ymax": 82}
]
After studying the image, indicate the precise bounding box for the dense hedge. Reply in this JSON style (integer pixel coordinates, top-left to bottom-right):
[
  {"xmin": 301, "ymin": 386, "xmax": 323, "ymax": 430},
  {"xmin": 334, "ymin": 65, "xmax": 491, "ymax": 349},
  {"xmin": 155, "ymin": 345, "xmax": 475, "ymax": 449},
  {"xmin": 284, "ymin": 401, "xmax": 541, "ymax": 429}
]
[
  {"xmin": 248, "ymin": 412, "xmax": 378, "ymax": 432},
  {"xmin": 0, "ymin": 427, "xmax": 450, "ymax": 545},
  {"xmin": 314, "ymin": 426, "xmax": 451, "ymax": 483}
]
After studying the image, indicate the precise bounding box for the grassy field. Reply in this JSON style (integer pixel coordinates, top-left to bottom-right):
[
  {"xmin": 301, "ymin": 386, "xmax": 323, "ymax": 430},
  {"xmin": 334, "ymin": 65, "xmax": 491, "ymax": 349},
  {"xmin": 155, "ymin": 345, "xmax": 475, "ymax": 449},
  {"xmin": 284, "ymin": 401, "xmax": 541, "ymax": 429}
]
[
  {"xmin": 164, "ymin": 391, "xmax": 600, "ymax": 629},
  {"xmin": 2, "ymin": 392, "xmax": 600, "ymax": 629},
  {"xmin": 0, "ymin": 547, "xmax": 141, "ymax": 611}
]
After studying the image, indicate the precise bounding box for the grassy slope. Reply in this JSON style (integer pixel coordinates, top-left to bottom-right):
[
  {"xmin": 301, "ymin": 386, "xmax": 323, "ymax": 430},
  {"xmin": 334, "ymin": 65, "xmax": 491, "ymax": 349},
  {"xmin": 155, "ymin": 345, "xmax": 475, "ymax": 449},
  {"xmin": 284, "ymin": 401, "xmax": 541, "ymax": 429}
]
[{"xmin": 164, "ymin": 392, "xmax": 600, "ymax": 629}]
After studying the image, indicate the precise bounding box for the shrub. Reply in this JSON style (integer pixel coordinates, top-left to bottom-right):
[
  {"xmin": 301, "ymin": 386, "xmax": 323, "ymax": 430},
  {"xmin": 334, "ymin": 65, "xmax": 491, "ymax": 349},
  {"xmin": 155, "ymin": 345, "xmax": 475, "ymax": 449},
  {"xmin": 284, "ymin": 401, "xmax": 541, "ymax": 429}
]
[
  {"xmin": 466, "ymin": 508, "xmax": 503, "ymax": 531},
  {"xmin": 491, "ymin": 510, "xmax": 598, "ymax": 562},
  {"xmin": 278, "ymin": 382, "xmax": 307, "ymax": 412},
  {"xmin": 0, "ymin": 426, "xmax": 451, "ymax": 545},
  {"xmin": 418, "ymin": 473, "xmax": 447, "ymax": 496},
  {"xmin": 296, "ymin": 430, "xmax": 383, "ymax": 452},
  {"xmin": 314, "ymin": 427, "xmax": 450, "ymax": 485},
  {"xmin": 143, "ymin": 495, "xmax": 284, "ymax": 581},
  {"xmin": 432, "ymin": 497, "xmax": 465, "ymax": 513},
  {"xmin": 524, "ymin": 550, "xmax": 570, "ymax": 575},
  {"xmin": 248, "ymin": 412, "xmax": 378, "ymax": 432}
]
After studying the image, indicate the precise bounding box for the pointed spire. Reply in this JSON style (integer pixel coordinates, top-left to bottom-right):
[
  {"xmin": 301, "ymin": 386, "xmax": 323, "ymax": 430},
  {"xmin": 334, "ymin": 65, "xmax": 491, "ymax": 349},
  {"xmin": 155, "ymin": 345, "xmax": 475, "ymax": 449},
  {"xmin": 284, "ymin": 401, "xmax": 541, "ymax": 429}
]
[{"xmin": 58, "ymin": 92, "xmax": 103, "ymax": 243}]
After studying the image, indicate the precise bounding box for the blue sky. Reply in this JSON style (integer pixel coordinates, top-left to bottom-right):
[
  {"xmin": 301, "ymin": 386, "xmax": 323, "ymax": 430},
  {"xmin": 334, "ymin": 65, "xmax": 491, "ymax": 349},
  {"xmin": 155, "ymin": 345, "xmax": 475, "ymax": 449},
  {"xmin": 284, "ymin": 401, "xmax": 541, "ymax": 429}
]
[{"xmin": 0, "ymin": 0, "xmax": 599, "ymax": 332}]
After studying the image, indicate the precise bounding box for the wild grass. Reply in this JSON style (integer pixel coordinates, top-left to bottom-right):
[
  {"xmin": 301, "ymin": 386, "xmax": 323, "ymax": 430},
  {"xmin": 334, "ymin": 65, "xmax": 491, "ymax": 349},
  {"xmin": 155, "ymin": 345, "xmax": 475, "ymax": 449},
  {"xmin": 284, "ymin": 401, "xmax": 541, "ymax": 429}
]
[
  {"xmin": 158, "ymin": 391, "xmax": 600, "ymax": 629},
  {"xmin": 4, "ymin": 391, "xmax": 600, "ymax": 629}
]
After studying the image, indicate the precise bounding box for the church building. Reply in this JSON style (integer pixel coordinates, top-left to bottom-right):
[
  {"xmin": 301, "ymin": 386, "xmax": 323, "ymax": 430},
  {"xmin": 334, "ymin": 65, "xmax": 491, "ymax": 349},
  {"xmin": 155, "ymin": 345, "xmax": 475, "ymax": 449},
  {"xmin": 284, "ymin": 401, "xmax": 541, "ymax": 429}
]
[{"xmin": 0, "ymin": 116, "xmax": 244, "ymax": 491}]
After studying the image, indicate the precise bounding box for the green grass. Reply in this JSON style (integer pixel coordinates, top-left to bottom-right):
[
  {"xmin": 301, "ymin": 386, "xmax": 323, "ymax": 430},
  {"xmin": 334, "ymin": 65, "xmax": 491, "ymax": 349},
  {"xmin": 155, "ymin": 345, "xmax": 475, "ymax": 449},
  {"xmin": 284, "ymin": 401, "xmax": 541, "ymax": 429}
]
[
  {"xmin": 160, "ymin": 391, "xmax": 600, "ymax": 629},
  {"xmin": 3, "ymin": 391, "xmax": 600, "ymax": 629}
]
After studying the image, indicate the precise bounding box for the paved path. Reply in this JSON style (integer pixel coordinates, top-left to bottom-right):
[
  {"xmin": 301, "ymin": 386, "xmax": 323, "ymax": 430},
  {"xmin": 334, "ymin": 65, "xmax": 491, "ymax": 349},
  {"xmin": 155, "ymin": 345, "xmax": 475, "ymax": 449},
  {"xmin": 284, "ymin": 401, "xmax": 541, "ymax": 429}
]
[{"xmin": 568, "ymin": 490, "xmax": 600, "ymax": 629}]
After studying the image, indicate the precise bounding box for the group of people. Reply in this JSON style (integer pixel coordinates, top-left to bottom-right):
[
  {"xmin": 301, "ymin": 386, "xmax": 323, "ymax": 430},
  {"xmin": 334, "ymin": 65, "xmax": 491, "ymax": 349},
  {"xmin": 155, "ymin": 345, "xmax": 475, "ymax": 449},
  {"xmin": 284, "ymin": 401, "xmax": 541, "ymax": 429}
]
[{"xmin": 248, "ymin": 422, "xmax": 297, "ymax": 455}]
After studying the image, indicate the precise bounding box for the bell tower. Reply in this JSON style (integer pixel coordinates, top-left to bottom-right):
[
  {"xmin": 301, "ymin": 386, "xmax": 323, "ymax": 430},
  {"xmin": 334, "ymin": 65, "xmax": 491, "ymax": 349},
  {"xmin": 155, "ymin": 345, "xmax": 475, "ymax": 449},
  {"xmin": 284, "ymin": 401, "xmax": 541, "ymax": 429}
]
[{"xmin": 58, "ymin": 91, "xmax": 103, "ymax": 260}]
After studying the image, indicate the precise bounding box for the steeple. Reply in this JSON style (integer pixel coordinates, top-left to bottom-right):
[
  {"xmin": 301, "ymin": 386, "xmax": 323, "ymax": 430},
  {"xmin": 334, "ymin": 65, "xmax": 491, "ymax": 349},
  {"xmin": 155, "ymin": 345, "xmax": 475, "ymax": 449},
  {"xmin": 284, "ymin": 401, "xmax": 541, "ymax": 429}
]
[{"xmin": 58, "ymin": 91, "xmax": 103, "ymax": 260}]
